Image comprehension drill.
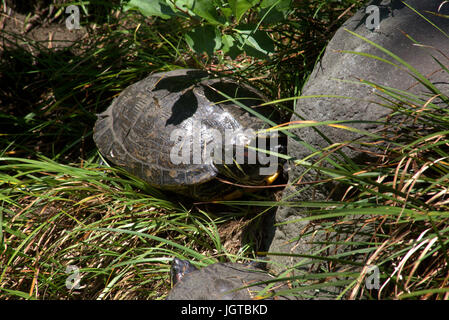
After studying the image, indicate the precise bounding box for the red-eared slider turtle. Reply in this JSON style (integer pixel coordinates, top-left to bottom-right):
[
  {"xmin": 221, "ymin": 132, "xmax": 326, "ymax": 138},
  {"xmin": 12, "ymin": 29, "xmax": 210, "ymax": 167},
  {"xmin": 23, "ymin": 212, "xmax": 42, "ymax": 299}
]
[
  {"xmin": 93, "ymin": 69, "xmax": 284, "ymax": 200},
  {"xmin": 166, "ymin": 258, "xmax": 295, "ymax": 300}
]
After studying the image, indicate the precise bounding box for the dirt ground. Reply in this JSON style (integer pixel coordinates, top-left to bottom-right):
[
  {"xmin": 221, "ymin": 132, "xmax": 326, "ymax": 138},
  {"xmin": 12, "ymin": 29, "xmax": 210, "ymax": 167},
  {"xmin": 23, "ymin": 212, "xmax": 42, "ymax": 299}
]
[{"xmin": 1, "ymin": 1, "xmax": 88, "ymax": 52}]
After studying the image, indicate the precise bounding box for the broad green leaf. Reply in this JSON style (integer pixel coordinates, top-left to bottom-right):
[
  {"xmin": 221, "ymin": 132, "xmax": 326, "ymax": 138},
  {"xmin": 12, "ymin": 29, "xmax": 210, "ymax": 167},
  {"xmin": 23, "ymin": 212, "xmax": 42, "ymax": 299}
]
[
  {"xmin": 221, "ymin": 34, "xmax": 242, "ymax": 58},
  {"xmin": 235, "ymin": 27, "xmax": 275, "ymax": 57},
  {"xmin": 221, "ymin": 7, "xmax": 233, "ymax": 20},
  {"xmin": 188, "ymin": 0, "xmax": 224, "ymax": 25},
  {"xmin": 185, "ymin": 25, "xmax": 222, "ymax": 55},
  {"xmin": 229, "ymin": 0, "xmax": 255, "ymax": 22},
  {"xmin": 259, "ymin": 0, "xmax": 292, "ymax": 24},
  {"xmin": 260, "ymin": 0, "xmax": 288, "ymax": 8},
  {"xmin": 173, "ymin": 0, "xmax": 195, "ymax": 10},
  {"xmin": 123, "ymin": 0, "xmax": 177, "ymax": 19},
  {"xmin": 221, "ymin": 34, "xmax": 235, "ymax": 53}
]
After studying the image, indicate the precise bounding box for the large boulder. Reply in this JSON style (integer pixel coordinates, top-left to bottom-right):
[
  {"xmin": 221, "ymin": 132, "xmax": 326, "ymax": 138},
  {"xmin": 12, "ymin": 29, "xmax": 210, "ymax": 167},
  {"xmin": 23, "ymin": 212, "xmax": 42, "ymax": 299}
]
[{"xmin": 266, "ymin": 0, "xmax": 449, "ymax": 284}]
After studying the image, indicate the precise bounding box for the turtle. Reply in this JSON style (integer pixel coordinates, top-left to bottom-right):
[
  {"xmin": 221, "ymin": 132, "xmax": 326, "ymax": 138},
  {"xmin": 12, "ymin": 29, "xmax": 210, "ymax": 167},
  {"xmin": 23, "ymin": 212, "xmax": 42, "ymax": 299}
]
[
  {"xmin": 166, "ymin": 258, "xmax": 296, "ymax": 300},
  {"xmin": 93, "ymin": 69, "xmax": 284, "ymax": 200}
]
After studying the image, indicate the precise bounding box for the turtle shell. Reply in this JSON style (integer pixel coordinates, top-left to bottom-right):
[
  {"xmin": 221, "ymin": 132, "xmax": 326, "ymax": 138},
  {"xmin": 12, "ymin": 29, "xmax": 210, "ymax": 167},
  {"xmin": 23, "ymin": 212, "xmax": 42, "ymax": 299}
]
[
  {"xmin": 93, "ymin": 69, "xmax": 281, "ymax": 199},
  {"xmin": 166, "ymin": 258, "xmax": 295, "ymax": 300}
]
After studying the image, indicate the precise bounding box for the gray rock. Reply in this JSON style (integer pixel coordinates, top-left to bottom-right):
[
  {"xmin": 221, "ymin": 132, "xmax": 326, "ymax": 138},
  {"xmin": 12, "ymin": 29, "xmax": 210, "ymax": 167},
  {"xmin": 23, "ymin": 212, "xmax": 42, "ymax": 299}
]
[
  {"xmin": 166, "ymin": 258, "xmax": 298, "ymax": 300},
  {"xmin": 267, "ymin": 0, "xmax": 449, "ymax": 288}
]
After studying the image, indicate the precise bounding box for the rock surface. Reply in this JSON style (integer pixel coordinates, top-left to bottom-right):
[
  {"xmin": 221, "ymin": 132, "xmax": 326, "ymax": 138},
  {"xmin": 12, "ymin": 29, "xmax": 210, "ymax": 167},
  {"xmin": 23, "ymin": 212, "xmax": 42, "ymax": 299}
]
[
  {"xmin": 266, "ymin": 0, "xmax": 449, "ymax": 284},
  {"xmin": 166, "ymin": 260, "xmax": 297, "ymax": 300}
]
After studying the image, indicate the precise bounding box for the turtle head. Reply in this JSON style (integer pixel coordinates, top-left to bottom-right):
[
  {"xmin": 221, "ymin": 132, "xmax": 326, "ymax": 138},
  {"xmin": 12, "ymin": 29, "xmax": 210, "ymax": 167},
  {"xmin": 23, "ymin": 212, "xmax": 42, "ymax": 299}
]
[
  {"xmin": 170, "ymin": 258, "xmax": 198, "ymax": 287},
  {"xmin": 214, "ymin": 130, "xmax": 286, "ymax": 186}
]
